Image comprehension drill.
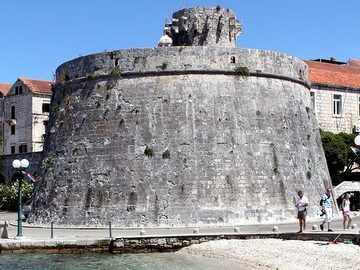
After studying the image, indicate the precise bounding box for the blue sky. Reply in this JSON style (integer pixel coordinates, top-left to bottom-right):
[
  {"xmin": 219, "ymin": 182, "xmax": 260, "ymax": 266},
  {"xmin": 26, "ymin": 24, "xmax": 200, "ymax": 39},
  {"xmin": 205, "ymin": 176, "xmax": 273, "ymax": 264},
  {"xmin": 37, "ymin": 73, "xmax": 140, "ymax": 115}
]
[{"xmin": 1, "ymin": 0, "xmax": 359, "ymax": 83}]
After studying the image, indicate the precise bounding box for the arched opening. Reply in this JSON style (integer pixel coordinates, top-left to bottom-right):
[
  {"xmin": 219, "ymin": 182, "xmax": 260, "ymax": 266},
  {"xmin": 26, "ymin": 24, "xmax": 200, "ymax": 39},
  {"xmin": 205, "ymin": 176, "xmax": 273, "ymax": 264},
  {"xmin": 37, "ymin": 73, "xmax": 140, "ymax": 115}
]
[{"xmin": 336, "ymin": 191, "xmax": 360, "ymax": 211}]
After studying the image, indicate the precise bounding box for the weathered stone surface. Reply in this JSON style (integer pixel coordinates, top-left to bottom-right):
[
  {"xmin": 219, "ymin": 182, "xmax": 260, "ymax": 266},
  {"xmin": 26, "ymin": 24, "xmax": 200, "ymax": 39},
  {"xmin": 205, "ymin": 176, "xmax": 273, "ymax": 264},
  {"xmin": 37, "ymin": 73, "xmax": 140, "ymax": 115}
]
[
  {"xmin": 166, "ymin": 7, "xmax": 242, "ymax": 47},
  {"xmin": 29, "ymin": 7, "xmax": 331, "ymax": 228}
]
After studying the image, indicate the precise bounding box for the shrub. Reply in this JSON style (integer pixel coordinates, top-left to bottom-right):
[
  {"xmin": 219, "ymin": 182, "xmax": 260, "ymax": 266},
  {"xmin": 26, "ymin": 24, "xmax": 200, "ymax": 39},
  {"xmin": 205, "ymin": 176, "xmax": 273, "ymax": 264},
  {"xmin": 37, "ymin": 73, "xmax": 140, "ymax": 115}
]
[
  {"xmin": 0, "ymin": 180, "xmax": 34, "ymax": 211},
  {"xmin": 234, "ymin": 66, "xmax": 250, "ymax": 76},
  {"xmin": 86, "ymin": 72, "xmax": 97, "ymax": 80},
  {"xmin": 144, "ymin": 146, "xmax": 154, "ymax": 157},
  {"xmin": 162, "ymin": 149, "xmax": 171, "ymax": 159},
  {"xmin": 110, "ymin": 67, "xmax": 122, "ymax": 77}
]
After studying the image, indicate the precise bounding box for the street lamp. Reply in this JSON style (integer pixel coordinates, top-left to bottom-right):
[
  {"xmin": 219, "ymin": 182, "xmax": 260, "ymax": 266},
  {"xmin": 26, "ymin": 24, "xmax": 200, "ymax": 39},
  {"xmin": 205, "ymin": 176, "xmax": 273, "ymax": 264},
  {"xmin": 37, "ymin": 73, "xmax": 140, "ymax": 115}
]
[{"xmin": 12, "ymin": 158, "xmax": 29, "ymax": 238}]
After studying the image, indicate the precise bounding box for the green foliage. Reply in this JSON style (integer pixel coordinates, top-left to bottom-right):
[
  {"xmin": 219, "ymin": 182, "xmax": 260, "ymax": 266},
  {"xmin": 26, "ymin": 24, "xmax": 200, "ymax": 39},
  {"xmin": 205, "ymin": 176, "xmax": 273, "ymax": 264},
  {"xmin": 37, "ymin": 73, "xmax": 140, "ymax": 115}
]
[
  {"xmin": 273, "ymin": 167, "xmax": 279, "ymax": 175},
  {"xmin": 110, "ymin": 67, "xmax": 122, "ymax": 77},
  {"xmin": 320, "ymin": 130, "xmax": 355, "ymax": 180},
  {"xmin": 144, "ymin": 146, "xmax": 154, "ymax": 157},
  {"xmin": 215, "ymin": 5, "xmax": 221, "ymax": 12},
  {"xmin": 43, "ymin": 157, "xmax": 54, "ymax": 168},
  {"xmin": 0, "ymin": 180, "xmax": 33, "ymax": 211},
  {"xmin": 234, "ymin": 66, "xmax": 250, "ymax": 76},
  {"xmin": 86, "ymin": 72, "xmax": 97, "ymax": 80},
  {"xmin": 162, "ymin": 149, "xmax": 171, "ymax": 159},
  {"xmin": 306, "ymin": 170, "xmax": 312, "ymax": 180}
]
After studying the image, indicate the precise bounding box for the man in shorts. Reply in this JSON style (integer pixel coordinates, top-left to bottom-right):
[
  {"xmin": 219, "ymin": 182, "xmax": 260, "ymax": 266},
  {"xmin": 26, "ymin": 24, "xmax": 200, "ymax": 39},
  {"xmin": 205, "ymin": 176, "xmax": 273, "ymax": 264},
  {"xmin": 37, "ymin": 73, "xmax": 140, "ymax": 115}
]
[
  {"xmin": 295, "ymin": 190, "xmax": 308, "ymax": 233},
  {"xmin": 320, "ymin": 188, "xmax": 334, "ymax": 232}
]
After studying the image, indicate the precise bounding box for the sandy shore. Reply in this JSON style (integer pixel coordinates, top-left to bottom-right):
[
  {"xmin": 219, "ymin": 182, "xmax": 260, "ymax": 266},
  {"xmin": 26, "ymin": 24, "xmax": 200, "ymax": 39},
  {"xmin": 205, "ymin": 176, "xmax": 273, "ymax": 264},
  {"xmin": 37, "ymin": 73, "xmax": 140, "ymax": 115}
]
[{"xmin": 178, "ymin": 239, "xmax": 360, "ymax": 270}]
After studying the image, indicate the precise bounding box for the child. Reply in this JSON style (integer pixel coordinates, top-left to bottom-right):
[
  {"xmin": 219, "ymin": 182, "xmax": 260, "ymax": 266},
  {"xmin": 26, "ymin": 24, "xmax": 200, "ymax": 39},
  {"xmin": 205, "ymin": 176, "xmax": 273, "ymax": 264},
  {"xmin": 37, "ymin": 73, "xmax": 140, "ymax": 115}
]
[{"xmin": 341, "ymin": 193, "xmax": 352, "ymax": 230}]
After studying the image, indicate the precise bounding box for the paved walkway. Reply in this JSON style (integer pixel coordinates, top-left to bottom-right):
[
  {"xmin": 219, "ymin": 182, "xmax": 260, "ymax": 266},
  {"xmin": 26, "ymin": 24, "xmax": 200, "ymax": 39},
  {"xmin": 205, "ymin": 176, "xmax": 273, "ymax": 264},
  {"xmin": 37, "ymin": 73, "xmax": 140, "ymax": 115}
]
[{"xmin": 1, "ymin": 211, "xmax": 360, "ymax": 241}]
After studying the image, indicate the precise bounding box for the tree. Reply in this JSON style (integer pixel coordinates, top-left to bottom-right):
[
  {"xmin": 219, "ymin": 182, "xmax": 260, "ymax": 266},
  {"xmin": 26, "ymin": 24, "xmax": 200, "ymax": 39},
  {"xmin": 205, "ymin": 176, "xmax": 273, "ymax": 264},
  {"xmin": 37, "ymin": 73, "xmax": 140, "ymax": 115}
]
[
  {"xmin": 320, "ymin": 130, "xmax": 359, "ymax": 184},
  {"xmin": 0, "ymin": 180, "xmax": 33, "ymax": 211}
]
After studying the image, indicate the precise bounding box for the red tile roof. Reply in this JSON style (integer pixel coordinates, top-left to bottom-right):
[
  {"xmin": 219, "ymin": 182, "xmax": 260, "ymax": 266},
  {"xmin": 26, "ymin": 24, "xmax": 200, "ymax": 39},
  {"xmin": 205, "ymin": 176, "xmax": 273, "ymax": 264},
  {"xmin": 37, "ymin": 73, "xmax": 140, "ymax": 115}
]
[
  {"xmin": 0, "ymin": 83, "xmax": 11, "ymax": 95},
  {"xmin": 19, "ymin": 78, "xmax": 53, "ymax": 94},
  {"xmin": 305, "ymin": 60, "xmax": 360, "ymax": 89}
]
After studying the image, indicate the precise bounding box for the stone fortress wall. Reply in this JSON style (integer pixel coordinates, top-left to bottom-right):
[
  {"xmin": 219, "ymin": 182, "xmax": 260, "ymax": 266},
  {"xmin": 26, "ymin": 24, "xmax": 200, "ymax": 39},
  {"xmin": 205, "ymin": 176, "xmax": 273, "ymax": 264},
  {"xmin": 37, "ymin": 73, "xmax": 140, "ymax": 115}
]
[{"xmin": 30, "ymin": 7, "xmax": 332, "ymax": 227}]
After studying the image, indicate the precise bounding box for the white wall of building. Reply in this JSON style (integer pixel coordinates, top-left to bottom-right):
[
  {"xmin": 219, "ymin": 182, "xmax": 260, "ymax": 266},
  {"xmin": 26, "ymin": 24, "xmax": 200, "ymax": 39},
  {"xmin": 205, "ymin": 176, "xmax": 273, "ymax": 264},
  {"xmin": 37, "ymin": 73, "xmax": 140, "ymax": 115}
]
[{"xmin": 311, "ymin": 85, "xmax": 360, "ymax": 134}]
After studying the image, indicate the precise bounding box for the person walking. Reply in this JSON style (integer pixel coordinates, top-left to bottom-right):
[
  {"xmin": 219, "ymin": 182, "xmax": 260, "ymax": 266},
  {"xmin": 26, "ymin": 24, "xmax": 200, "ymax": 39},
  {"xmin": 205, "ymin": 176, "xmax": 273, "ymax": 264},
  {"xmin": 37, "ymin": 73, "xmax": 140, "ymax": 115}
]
[
  {"xmin": 295, "ymin": 190, "xmax": 308, "ymax": 233},
  {"xmin": 320, "ymin": 188, "xmax": 334, "ymax": 232},
  {"xmin": 341, "ymin": 193, "xmax": 352, "ymax": 230}
]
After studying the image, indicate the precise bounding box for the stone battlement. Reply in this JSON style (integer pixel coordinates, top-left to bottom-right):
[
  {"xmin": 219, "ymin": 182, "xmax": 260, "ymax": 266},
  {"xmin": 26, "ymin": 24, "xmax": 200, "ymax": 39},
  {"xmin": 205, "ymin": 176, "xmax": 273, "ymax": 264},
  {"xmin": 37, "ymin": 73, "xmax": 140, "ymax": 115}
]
[{"xmin": 165, "ymin": 7, "xmax": 242, "ymax": 47}]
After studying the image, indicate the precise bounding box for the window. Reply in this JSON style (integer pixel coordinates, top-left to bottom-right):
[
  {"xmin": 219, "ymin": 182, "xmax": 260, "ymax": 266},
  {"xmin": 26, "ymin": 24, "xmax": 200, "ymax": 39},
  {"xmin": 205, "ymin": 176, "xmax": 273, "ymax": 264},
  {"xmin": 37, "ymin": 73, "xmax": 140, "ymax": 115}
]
[
  {"xmin": 11, "ymin": 146, "xmax": 15, "ymax": 154},
  {"xmin": 14, "ymin": 86, "xmax": 23, "ymax": 95},
  {"xmin": 11, "ymin": 125, "xmax": 15, "ymax": 135},
  {"xmin": 42, "ymin": 103, "xmax": 50, "ymax": 113},
  {"xmin": 310, "ymin": 91, "xmax": 315, "ymax": 111},
  {"xmin": 19, "ymin": 144, "xmax": 27, "ymax": 153},
  {"xmin": 333, "ymin": 94, "xmax": 342, "ymax": 116},
  {"xmin": 11, "ymin": 105, "xmax": 16, "ymax": 119}
]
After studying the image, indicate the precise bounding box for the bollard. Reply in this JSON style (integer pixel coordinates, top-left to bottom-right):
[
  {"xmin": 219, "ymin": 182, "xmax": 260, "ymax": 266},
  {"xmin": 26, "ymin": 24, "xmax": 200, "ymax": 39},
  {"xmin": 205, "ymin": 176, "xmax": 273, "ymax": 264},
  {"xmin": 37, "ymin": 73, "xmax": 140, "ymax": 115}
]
[
  {"xmin": 351, "ymin": 224, "xmax": 357, "ymax": 230},
  {"xmin": 0, "ymin": 221, "xmax": 9, "ymax": 239},
  {"xmin": 312, "ymin": 225, "xmax": 318, "ymax": 231},
  {"xmin": 272, "ymin": 226, "xmax": 279, "ymax": 232},
  {"xmin": 50, "ymin": 222, "xmax": 54, "ymax": 239},
  {"xmin": 140, "ymin": 229, "xmax": 146, "ymax": 236},
  {"xmin": 234, "ymin": 227, "xmax": 240, "ymax": 233},
  {"xmin": 193, "ymin": 228, "xmax": 199, "ymax": 234},
  {"xmin": 109, "ymin": 221, "xmax": 113, "ymax": 238}
]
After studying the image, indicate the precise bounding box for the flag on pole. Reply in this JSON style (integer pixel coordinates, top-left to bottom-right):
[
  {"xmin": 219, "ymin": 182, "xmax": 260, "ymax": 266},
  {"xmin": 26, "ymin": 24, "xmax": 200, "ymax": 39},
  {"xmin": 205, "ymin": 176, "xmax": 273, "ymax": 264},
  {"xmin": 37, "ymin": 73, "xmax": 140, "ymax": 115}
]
[{"xmin": 21, "ymin": 171, "xmax": 37, "ymax": 183}]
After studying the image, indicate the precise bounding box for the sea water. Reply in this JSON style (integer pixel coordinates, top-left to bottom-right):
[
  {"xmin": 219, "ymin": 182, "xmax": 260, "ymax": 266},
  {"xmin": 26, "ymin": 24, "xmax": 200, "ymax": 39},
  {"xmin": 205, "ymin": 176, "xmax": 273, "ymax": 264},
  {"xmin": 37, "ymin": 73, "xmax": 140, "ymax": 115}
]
[{"xmin": 0, "ymin": 252, "xmax": 234, "ymax": 270}]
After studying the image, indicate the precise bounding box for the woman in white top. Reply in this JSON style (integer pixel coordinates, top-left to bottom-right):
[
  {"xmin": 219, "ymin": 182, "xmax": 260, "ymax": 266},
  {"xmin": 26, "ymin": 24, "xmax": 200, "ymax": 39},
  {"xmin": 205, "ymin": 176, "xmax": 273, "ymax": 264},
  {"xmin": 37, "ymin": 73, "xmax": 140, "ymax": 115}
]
[{"xmin": 341, "ymin": 193, "xmax": 352, "ymax": 230}]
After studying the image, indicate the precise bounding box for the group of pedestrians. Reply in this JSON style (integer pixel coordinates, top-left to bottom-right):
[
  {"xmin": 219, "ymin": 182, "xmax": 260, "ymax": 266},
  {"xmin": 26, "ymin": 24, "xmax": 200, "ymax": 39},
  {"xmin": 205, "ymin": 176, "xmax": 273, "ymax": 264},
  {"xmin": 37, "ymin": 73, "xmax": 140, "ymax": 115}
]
[{"xmin": 295, "ymin": 188, "xmax": 352, "ymax": 233}]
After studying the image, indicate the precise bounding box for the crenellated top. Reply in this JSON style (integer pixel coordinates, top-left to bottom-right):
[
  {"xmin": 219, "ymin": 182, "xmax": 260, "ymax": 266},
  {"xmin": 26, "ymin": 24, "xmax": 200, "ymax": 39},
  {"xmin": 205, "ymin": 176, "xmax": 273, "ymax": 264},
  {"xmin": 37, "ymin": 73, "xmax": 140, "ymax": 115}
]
[{"xmin": 162, "ymin": 6, "xmax": 242, "ymax": 47}]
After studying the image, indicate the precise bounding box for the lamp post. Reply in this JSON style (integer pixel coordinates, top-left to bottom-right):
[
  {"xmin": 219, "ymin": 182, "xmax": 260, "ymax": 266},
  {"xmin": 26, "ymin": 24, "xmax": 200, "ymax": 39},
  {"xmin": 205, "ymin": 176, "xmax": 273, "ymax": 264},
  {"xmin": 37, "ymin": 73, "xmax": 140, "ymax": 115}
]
[{"xmin": 12, "ymin": 158, "xmax": 29, "ymax": 238}]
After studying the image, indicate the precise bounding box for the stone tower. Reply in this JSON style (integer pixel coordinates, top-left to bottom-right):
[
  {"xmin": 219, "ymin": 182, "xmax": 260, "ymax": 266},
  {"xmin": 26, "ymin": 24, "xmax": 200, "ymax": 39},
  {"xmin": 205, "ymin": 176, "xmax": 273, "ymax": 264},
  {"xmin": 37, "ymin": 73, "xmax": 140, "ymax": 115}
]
[{"xmin": 30, "ymin": 7, "xmax": 332, "ymax": 227}]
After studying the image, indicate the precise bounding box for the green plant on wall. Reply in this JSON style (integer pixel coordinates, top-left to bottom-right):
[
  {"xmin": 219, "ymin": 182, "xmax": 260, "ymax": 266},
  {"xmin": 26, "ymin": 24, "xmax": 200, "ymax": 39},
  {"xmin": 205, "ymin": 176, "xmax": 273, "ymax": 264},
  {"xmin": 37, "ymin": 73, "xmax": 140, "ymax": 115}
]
[
  {"xmin": 234, "ymin": 66, "xmax": 250, "ymax": 76},
  {"xmin": 110, "ymin": 67, "xmax": 122, "ymax": 77},
  {"xmin": 86, "ymin": 72, "xmax": 97, "ymax": 80},
  {"xmin": 144, "ymin": 146, "xmax": 154, "ymax": 157},
  {"xmin": 162, "ymin": 149, "xmax": 171, "ymax": 159},
  {"xmin": 43, "ymin": 157, "xmax": 54, "ymax": 168}
]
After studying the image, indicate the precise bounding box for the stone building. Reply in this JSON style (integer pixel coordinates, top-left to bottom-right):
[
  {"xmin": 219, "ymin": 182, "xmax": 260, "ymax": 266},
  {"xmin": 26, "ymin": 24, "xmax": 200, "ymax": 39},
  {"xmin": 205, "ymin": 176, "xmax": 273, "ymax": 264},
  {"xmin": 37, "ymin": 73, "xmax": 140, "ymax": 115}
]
[
  {"xmin": 0, "ymin": 83, "xmax": 11, "ymax": 155},
  {"xmin": 305, "ymin": 59, "xmax": 360, "ymax": 134},
  {"xmin": 30, "ymin": 7, "xmax": 332, "ymax": 227},
  {"xmin": 0, "ymin": 78, "xmax": 53, "ymax": 183}
]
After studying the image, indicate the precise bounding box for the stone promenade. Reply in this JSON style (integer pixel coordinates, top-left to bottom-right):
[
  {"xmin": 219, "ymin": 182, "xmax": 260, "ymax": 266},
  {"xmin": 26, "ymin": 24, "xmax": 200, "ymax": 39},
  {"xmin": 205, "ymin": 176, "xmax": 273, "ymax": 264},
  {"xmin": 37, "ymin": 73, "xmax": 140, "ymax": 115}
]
[{"xmin": 1, "ymin": 211, "xmax": 359, "ymax": 254}]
